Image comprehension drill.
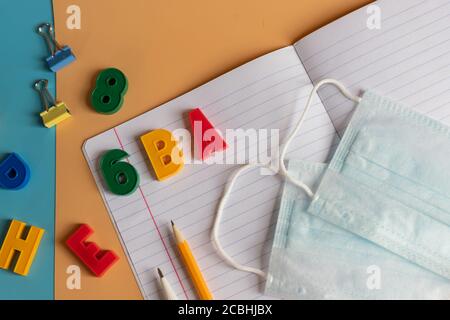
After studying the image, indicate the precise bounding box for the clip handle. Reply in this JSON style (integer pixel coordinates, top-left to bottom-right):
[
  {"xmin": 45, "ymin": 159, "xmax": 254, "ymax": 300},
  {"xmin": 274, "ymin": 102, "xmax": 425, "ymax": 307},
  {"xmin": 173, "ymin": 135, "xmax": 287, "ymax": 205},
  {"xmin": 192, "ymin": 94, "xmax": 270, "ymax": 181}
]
[
  {"xmin": 37, "ymin": 23, "xmax": 62, "ymax": 56},
  {"xmin": 34, "ymin": 79, "xmax": 56, "ymax": 112}
]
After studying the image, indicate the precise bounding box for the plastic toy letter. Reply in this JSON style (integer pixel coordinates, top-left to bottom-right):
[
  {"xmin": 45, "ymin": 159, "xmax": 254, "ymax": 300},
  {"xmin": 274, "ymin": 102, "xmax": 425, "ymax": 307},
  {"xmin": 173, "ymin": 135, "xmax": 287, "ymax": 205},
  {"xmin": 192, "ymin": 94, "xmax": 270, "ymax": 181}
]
[
  {"xmin": 0, "ymin": 153, "xmax": 31, "ymax": 190},
  {"xmin": 66, "ymin": 224, "xmax": 119, "ymax": 277},
  {"xmin": 189, "ymin": 108, "xmax": 227, "ymax": 160},
  {"xmin": 100, "ymin": 149, "xmax": 139, "ymax": 196},
  {"xmin": 0, "ymin": 220, "xmax": 45, "ymax": 276},
  {"xmin": 140, "ymin": 129, "xmax": 184, "ymax": 181}
]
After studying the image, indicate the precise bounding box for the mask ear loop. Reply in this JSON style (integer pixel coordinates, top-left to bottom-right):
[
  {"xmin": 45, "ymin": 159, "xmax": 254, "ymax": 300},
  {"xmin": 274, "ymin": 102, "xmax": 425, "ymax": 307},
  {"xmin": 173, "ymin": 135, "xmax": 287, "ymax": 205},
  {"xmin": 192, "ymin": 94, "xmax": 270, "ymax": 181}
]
[
  {"xmin": 279, "ymin": 78, "xmax": 362, "ymax": 197},
  {"xmin": 211, "ymin": 162, "xmax": 277, "ymax": 279},
  {"xmin": 211, "ymin": 78, "xmax": 362, "ymax": 279}
]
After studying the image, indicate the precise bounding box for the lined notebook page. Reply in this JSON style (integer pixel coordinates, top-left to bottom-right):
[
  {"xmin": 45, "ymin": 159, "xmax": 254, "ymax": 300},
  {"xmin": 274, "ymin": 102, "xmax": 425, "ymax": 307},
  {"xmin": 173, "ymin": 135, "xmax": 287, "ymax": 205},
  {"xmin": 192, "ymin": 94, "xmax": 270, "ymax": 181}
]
[
  {"xmin": 295, "ymin": 0, "xmax": 450, "ymax": 134},
  {"xmin": 83, "ymin": 46, "xmax": 338, "ymax": 300}
]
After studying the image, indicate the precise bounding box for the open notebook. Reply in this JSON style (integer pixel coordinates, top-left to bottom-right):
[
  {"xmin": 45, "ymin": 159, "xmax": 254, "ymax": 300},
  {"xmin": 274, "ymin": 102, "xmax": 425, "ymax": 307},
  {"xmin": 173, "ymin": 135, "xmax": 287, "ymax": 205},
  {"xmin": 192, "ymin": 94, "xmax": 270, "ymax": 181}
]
[{"xmin": 83, "ymin": 0, "xmax": 450, "ymax": 299}]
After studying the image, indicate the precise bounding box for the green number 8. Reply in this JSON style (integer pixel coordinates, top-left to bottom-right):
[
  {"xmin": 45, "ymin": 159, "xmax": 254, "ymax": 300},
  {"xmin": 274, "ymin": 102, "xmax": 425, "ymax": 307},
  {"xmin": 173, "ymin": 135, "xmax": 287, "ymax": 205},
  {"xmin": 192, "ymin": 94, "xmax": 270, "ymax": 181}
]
[
  {"xmin": 91, "ymin": 68, "xmax": 128, "ymax": 114},
  {"xmin": 100, "ymin": 149, "xmax": 139, "ymax": 196}
]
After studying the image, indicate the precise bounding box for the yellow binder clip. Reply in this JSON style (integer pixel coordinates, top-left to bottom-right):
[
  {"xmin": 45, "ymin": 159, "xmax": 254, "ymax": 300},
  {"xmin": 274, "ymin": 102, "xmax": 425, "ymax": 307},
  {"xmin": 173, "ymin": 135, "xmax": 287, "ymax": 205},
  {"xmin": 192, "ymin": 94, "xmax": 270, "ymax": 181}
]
[{"xmin": 34, "ymin": 79, "xmax": 71, "ymax": 128}]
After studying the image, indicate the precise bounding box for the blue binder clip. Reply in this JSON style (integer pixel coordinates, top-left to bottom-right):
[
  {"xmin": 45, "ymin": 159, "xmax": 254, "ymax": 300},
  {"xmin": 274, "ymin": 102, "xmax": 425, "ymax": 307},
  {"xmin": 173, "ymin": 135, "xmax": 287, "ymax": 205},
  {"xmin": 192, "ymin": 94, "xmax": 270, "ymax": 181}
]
[{"xmin": 37, "ymin": 23, "xmax": 76, "ymax": 72}]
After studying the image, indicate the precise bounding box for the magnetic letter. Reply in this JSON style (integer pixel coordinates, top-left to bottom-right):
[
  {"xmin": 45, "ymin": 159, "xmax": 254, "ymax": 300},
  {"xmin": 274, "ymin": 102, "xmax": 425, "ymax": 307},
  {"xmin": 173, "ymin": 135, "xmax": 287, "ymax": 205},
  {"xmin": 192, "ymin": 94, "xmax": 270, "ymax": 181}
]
[
  {"xmin": 140, "ymin": 129, "xmax": 184, "ymax": 181},
  {"xmin": 189, "ymin": 108, "xmax": 227, "ymax": 160},
  {"xmin": 66, "ymin": 224, "xmax": 119, "ymax": 277},
  {"xmin": 0, "ymin": 153, "xmax": 31, "ymax": 190},
  {"xmin": 0, "ymin": 220, "xmax": 45, "ymax": 276}
]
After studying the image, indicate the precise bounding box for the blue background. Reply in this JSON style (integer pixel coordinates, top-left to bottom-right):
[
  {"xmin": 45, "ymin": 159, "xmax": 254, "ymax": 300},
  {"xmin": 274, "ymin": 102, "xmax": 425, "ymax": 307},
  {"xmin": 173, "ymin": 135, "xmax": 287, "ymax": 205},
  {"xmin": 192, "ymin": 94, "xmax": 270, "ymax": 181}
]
[{"xmin": 0, "ymin": 0, "xmax": 55, "ymax": 299}]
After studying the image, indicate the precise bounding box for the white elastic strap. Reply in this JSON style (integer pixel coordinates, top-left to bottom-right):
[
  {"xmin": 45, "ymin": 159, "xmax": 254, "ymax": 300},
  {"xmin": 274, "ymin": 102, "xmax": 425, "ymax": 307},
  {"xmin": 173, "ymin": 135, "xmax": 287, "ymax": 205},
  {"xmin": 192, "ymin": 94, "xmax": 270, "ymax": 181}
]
[
  {"xmin": 211, "ymin": 79, "xmax": 362, "ymax": 278},
  {"xmin": 211, "ymin": 162, "xmax": 277, "ymax": 279},
  {"xmin": 279, "ymin": 78, "xmax": 362, "ymax": 196}
]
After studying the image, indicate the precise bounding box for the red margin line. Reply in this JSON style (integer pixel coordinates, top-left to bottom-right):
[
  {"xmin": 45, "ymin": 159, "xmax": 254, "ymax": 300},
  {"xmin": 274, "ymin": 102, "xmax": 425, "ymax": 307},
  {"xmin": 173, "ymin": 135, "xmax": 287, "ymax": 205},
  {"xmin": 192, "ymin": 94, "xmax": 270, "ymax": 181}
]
[{"xmin": 113, "ymin": 128, "xmax": 189, "ymax": 299}]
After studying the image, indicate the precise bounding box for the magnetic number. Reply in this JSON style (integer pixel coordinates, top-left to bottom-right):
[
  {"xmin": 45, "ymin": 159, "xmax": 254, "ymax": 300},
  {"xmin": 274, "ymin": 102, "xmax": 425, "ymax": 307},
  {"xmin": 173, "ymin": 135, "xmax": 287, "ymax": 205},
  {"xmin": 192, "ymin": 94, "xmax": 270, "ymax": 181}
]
[
  {"xmin": 91, "ymin": 68, "xmax": 128, "ymax": 114},
  {"xmin": 100, "ymin": 149, "xmax": 139, "ymax": 195}
]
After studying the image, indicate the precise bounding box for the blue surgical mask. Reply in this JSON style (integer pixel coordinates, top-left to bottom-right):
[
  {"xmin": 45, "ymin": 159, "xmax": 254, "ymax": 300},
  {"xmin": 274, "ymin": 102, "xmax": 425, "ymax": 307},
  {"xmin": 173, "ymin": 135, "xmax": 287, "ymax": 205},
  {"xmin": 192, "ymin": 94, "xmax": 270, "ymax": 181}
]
[
  {"xmin": 307, "ymin": 90, "xmax": 450, "ymax": 281},
  {"xmin": 211, "ymin": 80, "xmax": 450, "ymax": 299},
  {"xmin": 265, "ymin": 160, "xmax": 450, "ymax": 299}
]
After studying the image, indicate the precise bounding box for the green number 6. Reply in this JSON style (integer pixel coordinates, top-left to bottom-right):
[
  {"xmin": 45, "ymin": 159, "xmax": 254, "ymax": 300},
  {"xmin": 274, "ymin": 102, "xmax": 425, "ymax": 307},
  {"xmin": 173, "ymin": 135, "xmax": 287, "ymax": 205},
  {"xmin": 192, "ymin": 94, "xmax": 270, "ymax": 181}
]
[{"xmin": 100, "ymin": 149, "xmax": 139, "ymax": 196}]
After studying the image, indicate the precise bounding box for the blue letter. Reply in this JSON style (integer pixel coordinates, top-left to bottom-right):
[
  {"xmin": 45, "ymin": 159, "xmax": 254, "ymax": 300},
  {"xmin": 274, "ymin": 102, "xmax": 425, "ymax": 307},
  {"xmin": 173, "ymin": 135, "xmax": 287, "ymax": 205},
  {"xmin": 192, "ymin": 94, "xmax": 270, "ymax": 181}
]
[{"xmin": 0, "ymin": 153, "xmax": 31, "ymax": 190}]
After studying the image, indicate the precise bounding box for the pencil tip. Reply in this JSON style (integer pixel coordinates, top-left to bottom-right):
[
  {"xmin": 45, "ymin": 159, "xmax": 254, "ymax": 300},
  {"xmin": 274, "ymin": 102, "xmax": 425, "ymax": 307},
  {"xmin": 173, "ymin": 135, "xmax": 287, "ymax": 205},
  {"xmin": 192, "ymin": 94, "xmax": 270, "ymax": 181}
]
[
  {"xmin": 157, "ymin": 268, "xmax": 164, "ymax": 278},
  {"xmin": 171, "ymin": 220, "xmax": 174, "ymax": 227}
]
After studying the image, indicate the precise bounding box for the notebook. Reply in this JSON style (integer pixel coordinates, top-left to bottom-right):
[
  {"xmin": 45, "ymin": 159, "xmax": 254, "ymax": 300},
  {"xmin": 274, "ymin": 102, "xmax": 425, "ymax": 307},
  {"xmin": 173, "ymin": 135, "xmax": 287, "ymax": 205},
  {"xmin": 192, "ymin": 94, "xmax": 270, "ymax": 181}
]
[{"xmin": 82, "ymin": 0, "xmax": 450, "ymax": 299}]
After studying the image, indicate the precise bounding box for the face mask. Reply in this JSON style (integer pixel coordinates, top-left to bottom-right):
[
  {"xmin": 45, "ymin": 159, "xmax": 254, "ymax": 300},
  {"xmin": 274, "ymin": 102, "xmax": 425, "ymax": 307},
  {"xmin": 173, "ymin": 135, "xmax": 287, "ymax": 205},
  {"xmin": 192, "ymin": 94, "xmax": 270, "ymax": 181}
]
[
  {"xmin": 211, "ymin": 79, "xmax": 450, "ymax": 297},
  {"xmin": 306, "ymin": 89, "xmax": 450, "ymax": 281},
  {"xmin": 265, "ymin": 160, "xmax": 450, "ymax": 299}
]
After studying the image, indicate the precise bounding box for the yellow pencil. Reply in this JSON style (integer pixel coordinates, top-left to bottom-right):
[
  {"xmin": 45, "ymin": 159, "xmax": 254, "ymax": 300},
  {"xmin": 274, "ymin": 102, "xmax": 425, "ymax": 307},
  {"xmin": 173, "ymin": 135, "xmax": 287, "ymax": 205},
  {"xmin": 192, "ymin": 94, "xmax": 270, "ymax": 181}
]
[{"xmin": 171, "ymin": 220, "xmax": 213, "ymax": 300}]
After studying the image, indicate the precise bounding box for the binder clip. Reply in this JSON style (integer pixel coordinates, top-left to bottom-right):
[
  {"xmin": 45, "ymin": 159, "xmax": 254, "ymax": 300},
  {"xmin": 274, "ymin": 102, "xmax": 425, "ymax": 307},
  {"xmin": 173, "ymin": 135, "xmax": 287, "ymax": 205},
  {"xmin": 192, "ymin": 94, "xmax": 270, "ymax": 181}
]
[
  {"xmin": 34, "ymin": 79, "xmax": 71, "ymax": 128},
  {"xmin": 37, "ymin": 23, "xmax": 76, "ymax": 72}
]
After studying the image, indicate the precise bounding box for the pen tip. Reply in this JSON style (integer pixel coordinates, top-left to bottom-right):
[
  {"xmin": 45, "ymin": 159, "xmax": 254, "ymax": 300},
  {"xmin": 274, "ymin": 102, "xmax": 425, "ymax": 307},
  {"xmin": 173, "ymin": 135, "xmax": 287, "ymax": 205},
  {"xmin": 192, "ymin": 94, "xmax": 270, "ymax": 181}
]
[
  {"xmin": 157, "ymin": 268, "xmax": 164, "ymax": 278},
  {"xmin": 171, "ymin": 220, "xmax": 174, "ymax": 227}
]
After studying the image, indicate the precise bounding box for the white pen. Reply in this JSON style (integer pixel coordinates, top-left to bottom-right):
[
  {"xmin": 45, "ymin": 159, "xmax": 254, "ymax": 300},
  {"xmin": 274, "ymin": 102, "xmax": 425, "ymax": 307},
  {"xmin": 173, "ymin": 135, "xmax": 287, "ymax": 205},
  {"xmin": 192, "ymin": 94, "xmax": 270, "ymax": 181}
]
[{"xmin": 157, "ymin": 268, "xmax": 178, "ymax": 300}]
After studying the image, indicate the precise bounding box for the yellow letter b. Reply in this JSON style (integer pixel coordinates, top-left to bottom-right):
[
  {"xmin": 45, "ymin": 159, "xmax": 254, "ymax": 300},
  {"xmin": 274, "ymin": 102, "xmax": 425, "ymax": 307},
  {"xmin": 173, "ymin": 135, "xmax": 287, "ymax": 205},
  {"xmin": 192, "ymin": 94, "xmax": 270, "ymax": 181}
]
[{"xmin": 140, "ymin": 129, "xmax": 184, "ymax": 181}]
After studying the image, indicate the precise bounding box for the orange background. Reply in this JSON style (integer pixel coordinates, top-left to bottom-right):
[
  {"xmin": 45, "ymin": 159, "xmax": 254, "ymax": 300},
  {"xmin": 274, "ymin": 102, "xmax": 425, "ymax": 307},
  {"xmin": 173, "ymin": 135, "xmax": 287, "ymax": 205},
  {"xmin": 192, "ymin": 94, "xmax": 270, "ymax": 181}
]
[{"xmin": 53, "ymin": 0, "xmax": 371, "ymax": 299}]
